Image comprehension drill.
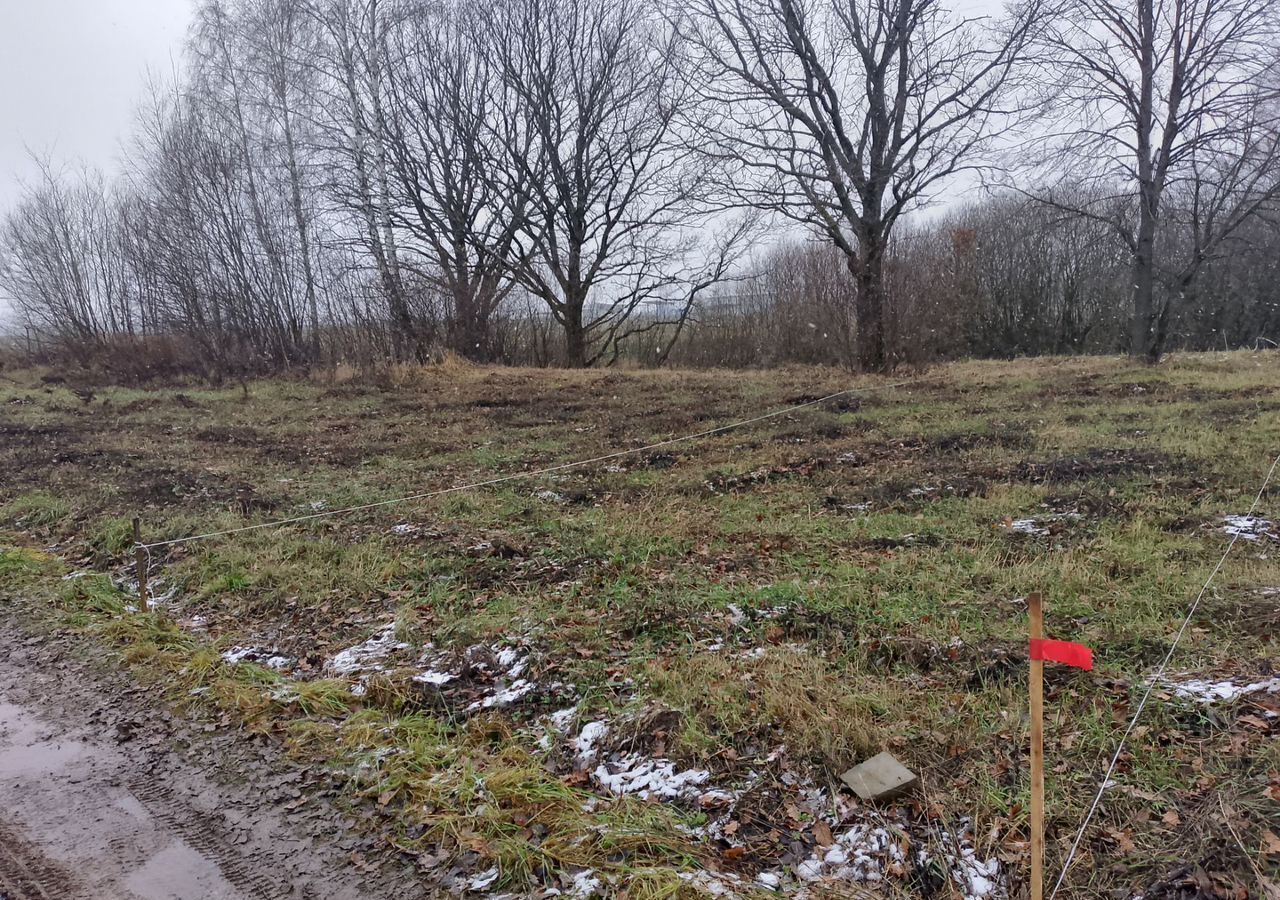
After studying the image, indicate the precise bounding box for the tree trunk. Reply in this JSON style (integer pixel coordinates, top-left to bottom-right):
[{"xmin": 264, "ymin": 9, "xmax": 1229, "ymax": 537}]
[
  {"xmin": 853, "ymin": 230, "xmax": 887, "ymax": 372},
  {"xmin": 1130, "ymin": 210, "xmax": 1158, "ymax": 361},
  {"xmin": 449, "ymin": 290, "xmax": 489, "ymax": 361},
  {"xmin": 562, "ymin": 300, "xmax": 588, "ymax": 368},
  {"xmin": 1130, "ymin": 0, "xmax": 1160, "ymax": 364}
]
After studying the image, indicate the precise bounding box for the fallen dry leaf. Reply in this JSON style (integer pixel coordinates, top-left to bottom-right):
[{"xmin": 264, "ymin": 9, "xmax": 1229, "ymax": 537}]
[
  {"xmin": 1161, "ymin": 809, "xmax": 1181, "ymax": 828},
  {"xmin": 1103, "ymin": 827, "xmax": 1137, "ymax": 854},
  {"xmin": 1262, "ymin": 829, "xmax": 1280, "ymax": 857}
]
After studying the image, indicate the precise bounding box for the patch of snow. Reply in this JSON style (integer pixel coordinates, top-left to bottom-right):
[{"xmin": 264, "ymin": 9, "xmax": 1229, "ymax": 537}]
[
  {"xmin": 413, "ymin": 643, "xmax": 539, "ymax": 712},
  {"xmin": 467, "ymin": 866, "xmax": 500, "ymax": 891},
  {"xmin": 1166, "ymin": 675, "xmax": 1280, "ymax": 704},
  {"xmin": 1004, "ymin": 512, "xmax": 1081, "ymax": 536},
  {"xmin": 676, "ymin": 871, "xmax": 746, "ymax": 897},
  {"xmin": 593, "ymin": 755, "xmax": 710, "ymax": 801},
  {"xmin": 1222, "ymin": 515, "xmax": 1276, "ymax": 541},
  {"xmin": 776, "ymin": 818, "xmax": 1005, "ymax": 899},
  {"xmin": 952, "ymin": 847, "xmax": 1001, "ymax": 898},
  {"xmin": 413, "ymin": 669, "xmax": 456, "ymax": 686},
  {"xmin": 221, "ymin": 646, "xmax": 294, "ymax": 670},
  {"xmin": 548, "ymin": 706, "xmax": 578, "ymax": 732},
  {"xmin": 755, "ymin": 870, "xmax": 782, "ymax": 889},
  {"xmin": 573, "ymin": 721, "xmax": 609, "ymax": 764},
  {"xmin": 326, "ymin": 623, "xmax": 409, "ymax": 675},
  {"xmin": 566, "ymin": 869, "xmax": 602, "ymax": 898},
  {"xmin": 466, "ymin": 679, "xmax": 536, "ymax": 711}
]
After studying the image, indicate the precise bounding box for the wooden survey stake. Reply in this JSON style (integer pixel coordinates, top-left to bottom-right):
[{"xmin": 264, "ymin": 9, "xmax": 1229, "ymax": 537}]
[
  {"xmin": 1028, "ymin": 591, "xmax": 1045, "ymax": 900},
  {"xmin": 133, "ymin": 516, "xmax": 149, "ymax": 613},
  {"xmin": 1026, "ymin": 595, "xmax": 1095, "ymax": 898}
]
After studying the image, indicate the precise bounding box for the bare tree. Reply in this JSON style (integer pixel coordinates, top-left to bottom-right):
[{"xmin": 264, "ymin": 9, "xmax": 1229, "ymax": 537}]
[
  {"xmin": 0, "ymin": 160, "xmax": 134, "ymax": 354},
  {"xmin": 309, "ymin": 0, "xmax": 425, "ymax": 360},
  {"xmin": 1028, "ymin": 0, "xmax": 1280, "ymax": 361},
  {"xmin": 679, "ymin": 0, "xmax": 1039, "ymax": 371},
  {"xmin": 240, "ymin": 0, "xmax": 326, "ymax": 356},
  {"xmin": 381, "ymin": 0, "xmax": 524, "ymax": 361},
  {"xmin": 478, "ymin": 0, "xmax": 741, "ymax": 368}
]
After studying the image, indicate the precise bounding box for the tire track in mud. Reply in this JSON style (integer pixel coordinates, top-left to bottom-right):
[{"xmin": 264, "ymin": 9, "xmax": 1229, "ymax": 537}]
[
  {"xmin": 0, "ymin": 621, "xmax": 432, "ymax": 900},
  {"xmin": 0, "ymin": 822, "xmax": 80, "ymax": 900},
  {"xmin": 125, "ymin": 779, "xmax": 295, "ymax": 900}
]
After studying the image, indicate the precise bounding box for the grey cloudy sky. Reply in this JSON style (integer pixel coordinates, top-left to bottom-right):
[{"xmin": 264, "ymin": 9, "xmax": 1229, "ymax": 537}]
[{"xmin": 0, "ymin": 0, "xmax": 193, "ymax": 214}]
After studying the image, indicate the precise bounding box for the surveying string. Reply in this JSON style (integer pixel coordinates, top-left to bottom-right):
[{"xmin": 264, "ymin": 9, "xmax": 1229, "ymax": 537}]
[
  {"xmin": 138, "ymin": 377, "xmax": 918, "ymax": 551},
  {"xmin": 1048, "ymin": 448, "xmax": 1280, "ymax": 899}
]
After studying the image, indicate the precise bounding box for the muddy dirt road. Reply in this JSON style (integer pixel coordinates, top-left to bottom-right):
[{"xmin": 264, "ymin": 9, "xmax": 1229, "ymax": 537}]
[{"xmin": 0, "ymin": 622, "xmax": 434, "ymax": 900}]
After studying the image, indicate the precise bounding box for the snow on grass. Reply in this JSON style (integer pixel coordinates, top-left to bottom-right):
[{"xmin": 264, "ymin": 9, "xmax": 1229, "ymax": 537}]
[
  {"xmin": 1003, "ymin": 511, "xmax": 1081, "ymax": 536},
  {"xmin": 1222, "ymin": 515, "xmax": 1277, "ymax": 540},
  {"xmin": 564, "ymin": 869, "xmax": 603, "ymax": 897},
  {"xmin": 413, "ymin": 642, "xmax": 549, "ymax": 713},
  {"xmin": 326, "ymin": 623, "xmax": 409, "ymax": 675},
  {"xmin": 221, "ymin": 646, "xmax": 294, "ymax": 670},
  {"xmin": 412, "ymin": 668, "xmax": 456, "ymax": 686},
  {"xmin": 467, "ymin": 679, "xmax": 536, "ymax": 712},
  {"xmin": 565, "ymin": 719, "xmax": 713, "ymax": 802},
  {"xmin": 776, "ymin": 819, "xmax": 1004, "ymax": 899},
  {"xmin": 593, "ymin": 755, "xmax": 711, "ymax": 801},
  {"xmin": 676, "ymin": 870, "xmax": 748, "ymax": 896},
  {"xmin": 467, "ymin": 865, "xmax": 500, "ymax": 891},
  {"xmin": 573, "ymin": 721, "xmax": 609, "ymax": 765},
  {"xmin": 1165, "ymin": 675, "xmax": 1280, "ymax": 704}
]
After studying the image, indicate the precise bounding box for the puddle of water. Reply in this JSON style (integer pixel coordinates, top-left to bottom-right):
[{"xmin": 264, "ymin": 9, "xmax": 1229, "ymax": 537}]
[
  {"xmin": 0, "ymin": 700, "xmax": 89, "ymax": 779},
  {"xmin": 125, "ymin": 840, "xmax": 241, "ymax": 900}
]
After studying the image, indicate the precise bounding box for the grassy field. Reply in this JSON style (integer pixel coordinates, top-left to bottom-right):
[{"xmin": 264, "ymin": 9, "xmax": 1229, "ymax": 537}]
[{"xmin": 2, "ymin": 353, "xmax": 1279, "ymax": 898}]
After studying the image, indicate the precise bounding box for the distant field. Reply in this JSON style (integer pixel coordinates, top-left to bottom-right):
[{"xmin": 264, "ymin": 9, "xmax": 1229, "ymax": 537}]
[{"xmin": 3, "ymin": 353, "xmax": 1279, "ymax": 898}]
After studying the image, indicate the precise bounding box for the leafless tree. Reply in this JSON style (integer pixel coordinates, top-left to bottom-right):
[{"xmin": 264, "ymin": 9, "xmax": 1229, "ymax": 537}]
[
  {"xmin": 1027, "ymin": 0, "xmax": 1280, "ymax": 361},
  {"xmin": 308, "ymin": 0, "xmax": 424, "ymax": 360},
  {"xmin": 0, "ymin": 160, "xmax": 133, "ymax": 354},
  {"xmin": 478, "ymin": 0, "xmax": 744, "ymax": 367},
  {"xmin": 678, "ymin": 0, "xmax": 1039, "ymax": 371},
  {"xmin": 379, "ymin": 0, "xmax": 525, "ymax": 361}
]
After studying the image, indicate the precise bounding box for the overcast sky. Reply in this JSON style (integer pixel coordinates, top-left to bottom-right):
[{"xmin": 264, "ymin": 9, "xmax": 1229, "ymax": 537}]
[
  {"xmin": 0, "ymin": 0, "xmax": 193, "ymax": 214},
  {"xmin": 0, "ymin": 0, "xmax": 192, "ymax": 325}
]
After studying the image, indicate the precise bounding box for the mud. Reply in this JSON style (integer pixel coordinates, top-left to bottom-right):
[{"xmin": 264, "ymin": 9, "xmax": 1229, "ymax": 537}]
[{"xmin": 0, "ymin": 622, "xmax": 437, "ymax": 900}]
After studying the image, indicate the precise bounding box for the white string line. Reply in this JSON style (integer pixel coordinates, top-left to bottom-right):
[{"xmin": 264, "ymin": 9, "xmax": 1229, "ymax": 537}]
[
  {"xmin": 1048, "ymin": 449, "xmax": 1280, "ymax": 899},
  {"xmin": 139, "ymin": 378, "xmax": 918, "ymax": 551}
]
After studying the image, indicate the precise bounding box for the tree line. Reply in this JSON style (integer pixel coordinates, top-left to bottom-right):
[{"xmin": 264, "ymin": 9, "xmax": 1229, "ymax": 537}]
[{"xmin": 3, "ymin": 0, "xmax": 1279, "ymax": 377}]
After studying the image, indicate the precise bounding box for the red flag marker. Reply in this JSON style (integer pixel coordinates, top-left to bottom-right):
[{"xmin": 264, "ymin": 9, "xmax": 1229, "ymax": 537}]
[{"xmin": 1030, "ymin": 638, "xmax": 1094, "ymax": 671}]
